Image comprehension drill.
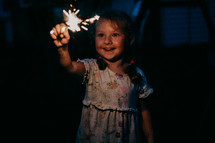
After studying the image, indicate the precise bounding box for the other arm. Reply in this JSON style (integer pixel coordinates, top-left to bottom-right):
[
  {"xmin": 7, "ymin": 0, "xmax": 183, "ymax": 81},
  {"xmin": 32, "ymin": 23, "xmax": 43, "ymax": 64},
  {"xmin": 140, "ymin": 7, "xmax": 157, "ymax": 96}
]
[{"xmin": 139, "ymin": 100, "xmax": 154, "ymax": 143}]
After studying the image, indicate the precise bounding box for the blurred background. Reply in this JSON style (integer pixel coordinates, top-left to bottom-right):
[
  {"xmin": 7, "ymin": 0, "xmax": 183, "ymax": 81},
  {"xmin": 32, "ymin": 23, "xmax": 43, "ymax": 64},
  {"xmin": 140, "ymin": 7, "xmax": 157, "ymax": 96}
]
[{"xmin": 0, "ymin": 0, "xmax": 214, "ymax": 143}]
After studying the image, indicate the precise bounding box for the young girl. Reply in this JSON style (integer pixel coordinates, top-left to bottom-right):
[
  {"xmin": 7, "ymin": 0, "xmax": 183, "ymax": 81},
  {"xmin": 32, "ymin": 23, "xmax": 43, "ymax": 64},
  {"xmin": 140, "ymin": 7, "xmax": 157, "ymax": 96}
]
[{"xmin": 50, "ymin": 10, "xmax": 154, "ymax": 143}]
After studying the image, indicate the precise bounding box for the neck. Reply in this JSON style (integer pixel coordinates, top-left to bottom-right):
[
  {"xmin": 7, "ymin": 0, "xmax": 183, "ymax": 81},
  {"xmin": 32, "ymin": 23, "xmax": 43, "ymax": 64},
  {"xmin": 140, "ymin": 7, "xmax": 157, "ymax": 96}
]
[
  {"xmin": 107, "ymin": 59, "xmax": 123, "ymax": 67},
  {"xmin": 105, "ymin": 59, "xmax": 128, "ymax": 74}
]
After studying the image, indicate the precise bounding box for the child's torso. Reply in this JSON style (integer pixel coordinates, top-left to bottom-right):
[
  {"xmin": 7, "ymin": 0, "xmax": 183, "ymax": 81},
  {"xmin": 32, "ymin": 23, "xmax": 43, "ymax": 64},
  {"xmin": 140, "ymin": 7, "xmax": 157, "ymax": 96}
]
[{"xmin": 83, "ymin": 60, "xmax": 139, "ymax": 112}]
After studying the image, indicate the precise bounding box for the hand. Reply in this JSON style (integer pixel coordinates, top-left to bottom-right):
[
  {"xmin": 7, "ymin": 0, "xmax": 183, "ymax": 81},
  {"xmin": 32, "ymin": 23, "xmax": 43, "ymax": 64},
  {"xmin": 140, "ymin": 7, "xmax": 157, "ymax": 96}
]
[{"xmin": 50, "ymin": 23, "xmax": 70, "ymax": 48}]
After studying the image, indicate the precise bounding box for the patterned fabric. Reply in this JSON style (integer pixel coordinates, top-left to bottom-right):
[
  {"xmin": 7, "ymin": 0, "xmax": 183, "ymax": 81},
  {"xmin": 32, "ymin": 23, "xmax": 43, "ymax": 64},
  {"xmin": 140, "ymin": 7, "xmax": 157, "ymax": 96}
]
[{"xmin": 76, "ymin": 58, "xmax": 153, "ymax": 143}]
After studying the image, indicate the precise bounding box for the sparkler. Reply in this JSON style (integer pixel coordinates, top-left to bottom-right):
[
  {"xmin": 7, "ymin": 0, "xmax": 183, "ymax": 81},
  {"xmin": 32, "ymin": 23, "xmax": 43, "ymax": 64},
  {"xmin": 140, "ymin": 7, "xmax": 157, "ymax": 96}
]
[
  {"xmin": 63, "ymin": 8, "xmax": 100, "ymax": 32},
  {"xmin": 50, "ymin": 4, "xmax": 100, "ymax": 34}
]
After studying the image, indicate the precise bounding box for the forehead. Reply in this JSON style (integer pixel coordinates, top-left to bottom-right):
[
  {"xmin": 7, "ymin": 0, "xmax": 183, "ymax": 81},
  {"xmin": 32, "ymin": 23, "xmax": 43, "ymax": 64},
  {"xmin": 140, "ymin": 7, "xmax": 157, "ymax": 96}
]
[{"xmin": 96, "ymin": 19, "xmax": 120, "ymax": 31}]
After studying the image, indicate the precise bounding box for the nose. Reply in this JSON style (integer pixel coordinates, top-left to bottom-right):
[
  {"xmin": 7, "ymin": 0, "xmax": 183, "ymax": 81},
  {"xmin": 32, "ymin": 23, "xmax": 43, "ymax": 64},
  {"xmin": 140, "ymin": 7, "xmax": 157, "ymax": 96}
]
[{"xmin": 104, "ymin": 35, "xmax": 112, "ymax": 44}]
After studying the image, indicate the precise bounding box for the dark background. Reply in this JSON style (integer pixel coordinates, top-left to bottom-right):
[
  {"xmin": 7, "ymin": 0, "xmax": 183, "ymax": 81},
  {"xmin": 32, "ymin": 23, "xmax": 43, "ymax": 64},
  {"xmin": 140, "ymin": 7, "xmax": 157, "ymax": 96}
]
[{"xmin": 0, "ymin": 0, "xmax": 214, "ymax": 143}]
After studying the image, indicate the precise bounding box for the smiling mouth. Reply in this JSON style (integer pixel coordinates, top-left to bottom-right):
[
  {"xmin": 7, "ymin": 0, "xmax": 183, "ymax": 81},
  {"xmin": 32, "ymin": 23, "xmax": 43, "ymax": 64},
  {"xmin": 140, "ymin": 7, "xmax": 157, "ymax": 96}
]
[{"xmin": 103, "ymin": 48, "xmax": 115, "ymax": 51}]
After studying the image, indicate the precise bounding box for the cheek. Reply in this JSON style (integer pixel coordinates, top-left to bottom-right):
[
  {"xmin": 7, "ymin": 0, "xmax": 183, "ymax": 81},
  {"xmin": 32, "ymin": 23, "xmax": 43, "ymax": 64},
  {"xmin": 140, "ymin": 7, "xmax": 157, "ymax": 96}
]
[
  {"xmin": 115, "ymin": 39, "xmax": 125, "ymax": 47},
  {"xmin": 95, "ymin": 40, "xmax": 101, "ymax": 52},
  {"xmin": 95, "ymin": 37, "xmax": 101, "ymax": 45},
  {"xmin": 95, "ymin": 40, "xmax": 100, "ymax": 50}
]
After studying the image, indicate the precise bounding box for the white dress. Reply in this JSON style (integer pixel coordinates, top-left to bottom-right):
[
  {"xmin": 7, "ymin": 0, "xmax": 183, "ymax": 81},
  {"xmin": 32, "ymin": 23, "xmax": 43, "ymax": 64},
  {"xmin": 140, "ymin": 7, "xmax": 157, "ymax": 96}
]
[{"xmin": 75, "ymin": 59, "xmax": 153, "ymax": 143}]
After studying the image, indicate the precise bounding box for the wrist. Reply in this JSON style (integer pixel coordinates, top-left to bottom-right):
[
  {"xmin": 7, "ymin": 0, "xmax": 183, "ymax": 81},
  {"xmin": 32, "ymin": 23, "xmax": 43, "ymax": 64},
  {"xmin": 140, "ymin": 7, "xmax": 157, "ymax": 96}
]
[{"xmin": 57, "ymin": 45, "xmax": 68, "ymax": 52}]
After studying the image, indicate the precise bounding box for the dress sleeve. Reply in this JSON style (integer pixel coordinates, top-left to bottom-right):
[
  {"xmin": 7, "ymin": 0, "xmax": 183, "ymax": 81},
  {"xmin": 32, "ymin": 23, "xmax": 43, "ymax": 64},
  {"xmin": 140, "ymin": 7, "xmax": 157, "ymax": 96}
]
[
  {"xmin": 77, "ymin": 58, "xmax": 97, "ymax": 84},
  {"xmin": 136, "ymin": 67, "xmax": 154, "ymax": 99}
]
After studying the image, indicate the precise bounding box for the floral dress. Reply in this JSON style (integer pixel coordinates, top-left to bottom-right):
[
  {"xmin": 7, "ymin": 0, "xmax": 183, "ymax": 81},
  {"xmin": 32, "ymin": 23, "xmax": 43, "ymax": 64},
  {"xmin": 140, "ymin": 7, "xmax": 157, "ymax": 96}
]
[{"xmin": 75, "ymin": 59, "xmax": 153, "ymax": 143}]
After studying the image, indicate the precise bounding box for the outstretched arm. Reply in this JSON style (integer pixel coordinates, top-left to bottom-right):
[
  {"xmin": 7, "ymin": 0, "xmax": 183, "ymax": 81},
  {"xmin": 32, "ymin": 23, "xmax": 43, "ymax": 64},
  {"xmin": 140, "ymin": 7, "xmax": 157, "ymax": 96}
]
[{"xmin": 50, "ymin": 23, "xmax": 85, "ymax": 75}]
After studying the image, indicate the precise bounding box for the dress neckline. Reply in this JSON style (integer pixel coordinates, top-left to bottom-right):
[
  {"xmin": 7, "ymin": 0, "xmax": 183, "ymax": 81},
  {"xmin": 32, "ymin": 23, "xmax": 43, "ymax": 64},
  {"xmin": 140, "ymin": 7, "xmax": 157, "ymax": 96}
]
[{"xmin": 107, "ymin": 67, "xmax": 128, "ymax": 78}]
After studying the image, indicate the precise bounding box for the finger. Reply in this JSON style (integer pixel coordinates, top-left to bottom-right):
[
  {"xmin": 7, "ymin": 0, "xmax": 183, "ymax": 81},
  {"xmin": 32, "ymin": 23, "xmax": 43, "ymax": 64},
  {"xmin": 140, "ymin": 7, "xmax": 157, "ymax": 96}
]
[
  {"xmin": 60, "ymin": 38, "xmax": 69, "ymax": 45},
  {"xmin": 55, "ymin": 24, "xmax": 62, "ymax": 35},
  {"xmin": 53, "ymin": 40, "xmax": 63, "ymax": 47},
  {"xmin": 55, "ymin": 23, "xmax": 67, "ymax": 38},
  {"xmin": 63, "ymin": 28, "xmax": 70, "ymax": 40},
  {"xmin": 59, "ymin": 25, "xmax": 70, "ymax": 40},
  {"xmin": 58, "ymin": 25, "xmax": 70, "ymax": 39},
  {"xmin": 59, "ymin": 23, "xmax": 67, "ymax": 33},
  {"xmin": 50, "ymin": 28, "xmax": 57, "ymax": 39},
  {"xmin": 61, "ymin": 26, "xmax": 66, "ymax": 33},
  {"xmin": 60, "ymin": 33, "xmax": 64, "ymax": 38},
  {"xmin": 50, "ymin": 32, "xmax": 57, "ymax": 39},
  {"xmin": 50, "ymin": 29, "xmax": 54, "ymax": 35}
]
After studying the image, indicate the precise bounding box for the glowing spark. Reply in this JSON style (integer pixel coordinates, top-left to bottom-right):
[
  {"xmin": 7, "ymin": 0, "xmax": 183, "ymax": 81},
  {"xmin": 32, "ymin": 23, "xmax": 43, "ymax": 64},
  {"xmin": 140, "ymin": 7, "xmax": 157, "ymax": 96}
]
[
  {"xmin": 63, "ymin": 6, "xmax": 100, "ymax": 33},
  {"xmin": 81, "ymin": 26, "xmax": 88, "ymax": 31},
  {"xmin": 84, "ymin": 15, "xmax": 100, "ymax": 24},
  {"xmin": 63, "ymin": 9, "xmax": 82, "ymax": 32}
]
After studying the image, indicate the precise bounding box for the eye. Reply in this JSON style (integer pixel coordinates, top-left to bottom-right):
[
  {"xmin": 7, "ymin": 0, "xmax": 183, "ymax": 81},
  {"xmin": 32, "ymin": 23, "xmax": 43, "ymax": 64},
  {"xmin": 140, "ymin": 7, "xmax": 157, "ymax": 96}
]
[
  {"xmin": 96, "ymin": 33, "xmax": 104, "ymax": 37},
  {"xmin": 112, "ymin": 33, "xmax": 120, "ymax": 37}
]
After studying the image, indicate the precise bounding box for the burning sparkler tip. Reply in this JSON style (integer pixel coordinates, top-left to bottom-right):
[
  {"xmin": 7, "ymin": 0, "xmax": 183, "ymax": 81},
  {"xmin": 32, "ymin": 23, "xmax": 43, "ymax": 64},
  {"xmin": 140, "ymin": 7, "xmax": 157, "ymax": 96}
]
[{"xmin": 62, "ymin": 5, "xmax": 100, "ymax": 33}]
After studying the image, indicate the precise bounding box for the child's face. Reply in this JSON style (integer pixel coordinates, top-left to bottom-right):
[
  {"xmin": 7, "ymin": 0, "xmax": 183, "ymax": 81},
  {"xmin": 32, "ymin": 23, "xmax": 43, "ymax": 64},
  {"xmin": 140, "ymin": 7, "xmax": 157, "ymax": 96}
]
[{"xmin": 95, "ymin": 19, "xmax": 126, "ymax": 62}]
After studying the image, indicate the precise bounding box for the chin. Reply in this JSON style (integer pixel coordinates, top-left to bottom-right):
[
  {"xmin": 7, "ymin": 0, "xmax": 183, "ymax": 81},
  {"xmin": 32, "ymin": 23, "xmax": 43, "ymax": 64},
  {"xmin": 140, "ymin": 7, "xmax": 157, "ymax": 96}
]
[{"xmin": 104, "ymin": 56, "xmax": 121, "ymax": 62}]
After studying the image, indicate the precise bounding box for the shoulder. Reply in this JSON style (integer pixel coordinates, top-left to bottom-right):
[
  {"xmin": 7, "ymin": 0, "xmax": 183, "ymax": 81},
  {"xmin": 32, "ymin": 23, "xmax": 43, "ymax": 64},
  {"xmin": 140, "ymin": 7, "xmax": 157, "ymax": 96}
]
[
  {"xmin": 135, "ymin": 66, "xmax": 145, "ymax": 76},
  {"xmin": 77, "ymin": 58, "xmax": 97, "ymax": 63},
  {"xmin": 77, "ymin": 58, "xmax": 97, "ymax": 66},
  {"xmin": 135, "ymin": 66, "xmax": 148, "ymax": 83},
  {"xmin": 77, "ymin": 58, "xmax": 98, "ymax": 71}
]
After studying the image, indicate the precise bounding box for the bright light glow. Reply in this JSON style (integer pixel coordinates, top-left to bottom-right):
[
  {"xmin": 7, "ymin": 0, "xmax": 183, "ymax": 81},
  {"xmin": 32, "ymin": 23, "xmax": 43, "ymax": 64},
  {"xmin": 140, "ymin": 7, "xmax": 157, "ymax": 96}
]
[
  {"xmin": 63, "ymin": 5, "xmax": 100, "ymax": 33},
  {"xmin": 63, "ymin": 9, "xmax": 82, "ymax": 32}
]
